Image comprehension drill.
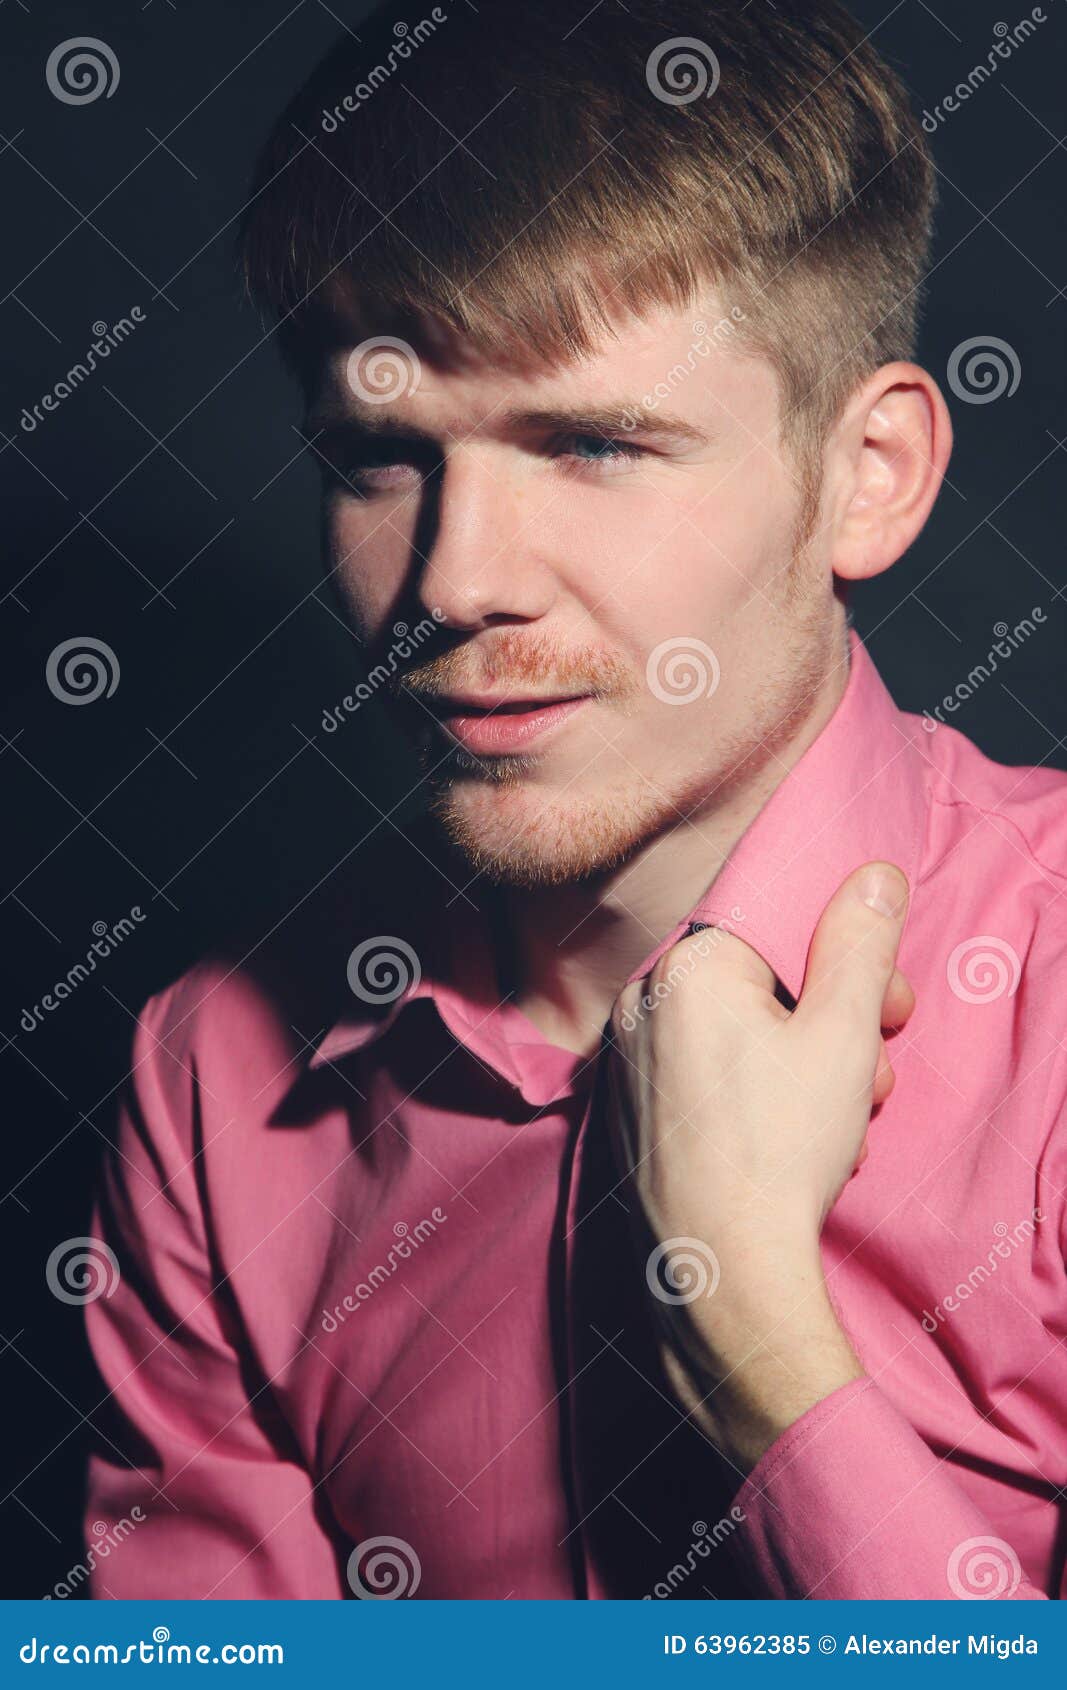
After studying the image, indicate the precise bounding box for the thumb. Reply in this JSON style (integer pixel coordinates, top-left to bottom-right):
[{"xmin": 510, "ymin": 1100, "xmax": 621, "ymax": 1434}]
[{"xmin": 796, "ymin": 861, "xmax": 909, "ymax": 1033}]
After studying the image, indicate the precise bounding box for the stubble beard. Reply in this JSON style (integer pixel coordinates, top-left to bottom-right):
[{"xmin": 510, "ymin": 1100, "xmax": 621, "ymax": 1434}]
[{"xmin": 406, "ymin": 587, "xmax": 837, "ymax": 891}]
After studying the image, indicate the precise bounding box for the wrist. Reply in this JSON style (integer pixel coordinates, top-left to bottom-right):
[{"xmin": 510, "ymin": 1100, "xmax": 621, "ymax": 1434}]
[{"xmin": 660, "ymin": 1246, "xmax": 863, "ymax": 1470}]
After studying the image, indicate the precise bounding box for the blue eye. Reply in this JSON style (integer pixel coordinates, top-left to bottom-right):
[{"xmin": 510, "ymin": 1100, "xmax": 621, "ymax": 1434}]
[{"xmin": 563, "ymin": 434, "xmax": 644, "ymax": 468}]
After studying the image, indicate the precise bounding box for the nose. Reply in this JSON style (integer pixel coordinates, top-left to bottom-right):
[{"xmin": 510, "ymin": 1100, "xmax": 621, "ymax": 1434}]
[{"xmin": 414, "ymin": 449, "xmax": 557, "ymax": 631}]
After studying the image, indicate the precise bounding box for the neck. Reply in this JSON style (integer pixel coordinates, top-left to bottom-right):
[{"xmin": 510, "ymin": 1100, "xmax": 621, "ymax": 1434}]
[{"xmin": 491, "ymin": 633, "xmax": 851, "ymax": 1059}]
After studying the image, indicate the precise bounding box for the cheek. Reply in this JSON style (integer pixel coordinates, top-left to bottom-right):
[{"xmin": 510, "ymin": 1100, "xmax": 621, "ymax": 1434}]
[
  {"xmin": 327, "ymin": 498, "xmax": 410, "ymax": 636},
  {"xmin": 616, "ymin": 472, "xmax": 799, "ymax": 636}
]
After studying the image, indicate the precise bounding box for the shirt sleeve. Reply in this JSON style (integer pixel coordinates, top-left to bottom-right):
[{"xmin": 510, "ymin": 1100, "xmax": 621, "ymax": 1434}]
[
  {"xmin": 83, "ymin": 985, "xmax": 346, "ymax": 1600},
  {"xmin": 730, "ymin": 1376, "xmax": 1055, "ymax": 1600}
]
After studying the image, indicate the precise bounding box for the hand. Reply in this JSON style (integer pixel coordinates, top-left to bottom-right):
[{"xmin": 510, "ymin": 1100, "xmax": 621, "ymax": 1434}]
[{"xmin": 605, "ymin": 861, "xmax": 914, "ymax": 1469}]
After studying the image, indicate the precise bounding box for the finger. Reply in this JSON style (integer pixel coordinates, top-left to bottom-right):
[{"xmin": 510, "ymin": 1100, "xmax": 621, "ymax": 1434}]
[
  {"xmin": 882, "ymin": 966, "xmax": 916, "ymax": 1031},
  {"xmin": 872, "ymin": 1038, "xmax": 896, "ymax": 1106},
  {"xmin": 796, "ymin": 861, "xmax": 909, "ymax": 1033},
  {"xmin": 661, "ymin": 926, "xmax": 778, "ymax": 998}
]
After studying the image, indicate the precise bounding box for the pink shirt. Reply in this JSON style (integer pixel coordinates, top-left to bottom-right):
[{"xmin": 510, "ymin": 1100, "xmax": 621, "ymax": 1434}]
[{"xmin": 85, "ymin": 629, "xmax": 1067, "ymax": 1600}]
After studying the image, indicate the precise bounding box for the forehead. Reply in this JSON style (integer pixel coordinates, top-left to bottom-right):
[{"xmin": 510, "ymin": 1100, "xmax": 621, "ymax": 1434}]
[{"xmin": 312, "ymin": 292, "xmax": 776, "ymax": 434}]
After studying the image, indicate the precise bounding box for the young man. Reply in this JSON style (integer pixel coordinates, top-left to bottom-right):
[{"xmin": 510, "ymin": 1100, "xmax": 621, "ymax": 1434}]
[{"xmin": 85, "ymin": 0, "xmax": 1067, "ymax": 1600}]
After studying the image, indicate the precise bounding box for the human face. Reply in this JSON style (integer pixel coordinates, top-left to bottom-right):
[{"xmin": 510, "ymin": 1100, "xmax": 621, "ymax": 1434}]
[{"xmin": 313, "ymin": 296, "xmax": 841, "ymax": 887}]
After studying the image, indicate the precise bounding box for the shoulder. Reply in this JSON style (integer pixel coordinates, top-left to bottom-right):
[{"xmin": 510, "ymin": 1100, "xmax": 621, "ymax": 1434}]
[{"xmin": 911, "ymin": 713, "xmax": 1067, "ymax": 898}]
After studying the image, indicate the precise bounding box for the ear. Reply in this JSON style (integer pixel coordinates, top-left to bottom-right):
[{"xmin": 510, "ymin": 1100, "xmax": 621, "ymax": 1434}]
[{"xmin": 828, "ymin": 362, "xmax": 953, "ymax": 583}]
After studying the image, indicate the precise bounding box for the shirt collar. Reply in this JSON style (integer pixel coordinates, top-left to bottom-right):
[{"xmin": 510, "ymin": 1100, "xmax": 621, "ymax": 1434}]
[{"xmin": 309, "ymin": 628, "xmax": 928, "ymax": 1080}]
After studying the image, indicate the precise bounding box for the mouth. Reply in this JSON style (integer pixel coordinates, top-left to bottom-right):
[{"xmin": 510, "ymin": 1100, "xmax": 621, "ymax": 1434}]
[{"xmin": 423, "ymin": 692, "xmax": 593, "ymax": 754}]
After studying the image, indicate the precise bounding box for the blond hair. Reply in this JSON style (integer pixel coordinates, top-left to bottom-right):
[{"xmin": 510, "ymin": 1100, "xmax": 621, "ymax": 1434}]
[{"xmin": 241, "ymin": 0, "xmax": 935, "ymax": 505}]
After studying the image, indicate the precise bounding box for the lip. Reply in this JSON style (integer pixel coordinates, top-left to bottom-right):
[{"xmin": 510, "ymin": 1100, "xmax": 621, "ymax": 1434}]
[{"xmin": 433, "ymin": 694, "xmax": 591, "ymax": 754}]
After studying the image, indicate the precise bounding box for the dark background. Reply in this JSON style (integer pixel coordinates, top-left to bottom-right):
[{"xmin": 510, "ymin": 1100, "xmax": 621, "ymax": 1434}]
[{"xmin": 0, "ymin": 0, "xmax": 1063, "ymax": 1599}]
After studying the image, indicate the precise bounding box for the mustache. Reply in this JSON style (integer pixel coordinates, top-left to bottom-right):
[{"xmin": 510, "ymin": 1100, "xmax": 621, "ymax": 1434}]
[{"xmin": 392, "ymin": 629, "xmax": 637, "ymax": 703}]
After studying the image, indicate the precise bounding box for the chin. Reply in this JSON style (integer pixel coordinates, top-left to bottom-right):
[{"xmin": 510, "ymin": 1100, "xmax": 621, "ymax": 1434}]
[{"xmin": 426, "ymin": 774, "xmax": 675, "ymax": 889}]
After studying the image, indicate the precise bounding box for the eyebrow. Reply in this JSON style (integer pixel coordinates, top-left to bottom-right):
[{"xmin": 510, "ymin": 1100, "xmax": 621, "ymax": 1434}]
[
  {"xmin": 305, "ymin": 399, "xmax": 714, "ymax": 447},
  {"xmin": 501, "ymin": 403, "xmax": 714, "ymax": 445}
]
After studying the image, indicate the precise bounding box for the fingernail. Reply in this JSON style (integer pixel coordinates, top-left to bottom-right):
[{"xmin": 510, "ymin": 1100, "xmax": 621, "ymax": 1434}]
[{"xmin": 859, "ymin": 864, "xmax": 907, "ymax": 917}]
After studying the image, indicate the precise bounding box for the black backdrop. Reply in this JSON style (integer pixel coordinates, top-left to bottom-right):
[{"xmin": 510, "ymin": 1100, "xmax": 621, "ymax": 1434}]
[{"xmin": 1, "ymin": 0, "xmax": 1064, "ymax": 1599}]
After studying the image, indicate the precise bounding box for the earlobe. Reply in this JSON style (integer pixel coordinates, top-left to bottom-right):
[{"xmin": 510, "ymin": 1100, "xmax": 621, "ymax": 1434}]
[{"xmin": 832, "ymin": 363, "xmax": 953, "ymax": 584}]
